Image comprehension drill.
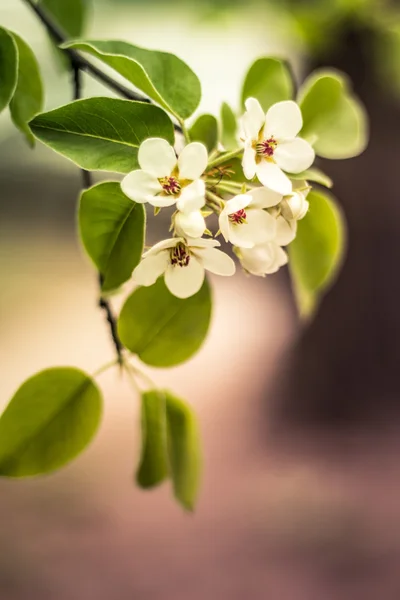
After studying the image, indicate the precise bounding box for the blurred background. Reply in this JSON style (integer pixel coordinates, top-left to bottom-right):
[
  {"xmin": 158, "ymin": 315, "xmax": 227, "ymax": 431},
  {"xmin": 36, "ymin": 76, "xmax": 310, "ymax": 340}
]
[{"xmin": 1, "ymin": 0, "xmax": 400, "ymax": 598}]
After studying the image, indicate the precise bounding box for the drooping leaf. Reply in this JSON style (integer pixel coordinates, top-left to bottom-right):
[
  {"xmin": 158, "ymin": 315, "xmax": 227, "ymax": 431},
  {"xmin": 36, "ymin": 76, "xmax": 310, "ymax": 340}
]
[
  {"xmin": 289, "ymin": 189, "xmax": 346, "ymax": 318},
  {"xmin": 0, "ymin": 27, "xmax": 18, "ymax": 114},
  {"xmin": 40, "ymin": 0, "xmax": 88, "ymax": 37},
  {"xmin": 0, "ymin": 368, "xmax": 102, "ymax": 477},
  {"xmin": 165, "ymin": 391, "xmax": 201, "ymax": 511},
  {"xmin": 79, "ymin": 182, "xmax": 145, "ymax": 292},
  {"xmin": 118, "ymin": 277, "xmax": 212, "ymax": 367},
  {"xmin": 189, "ymin": 114, "xmax": 218, "ymax": 152},
  {"xmin": 136, "ymin": 390, "xmax": 169, "ymax": 488},
  {"xmin": 298, "ymin": 69, "xmax": 368, "ymax": 159},
  {"xmin": 220, "ymin": 101, "xmax": 237, "ymax": 150},
  {"xmin": 241, "ymin": 57, "xmax": 294, "ymax": 111},
  {"xmin": 30, "ymin": 98, "xmax": 174, "ymax": 172},
  {"xmin": 290, "ymin": 167, "xmax": 333, "ymax": 188},
  {"xmin": 9, "ymin": 32, "xmax": 44, "ymax": 146},
  {"xmin": 62, "ymin": 40, "xmax": 201, "ymax": 120}
]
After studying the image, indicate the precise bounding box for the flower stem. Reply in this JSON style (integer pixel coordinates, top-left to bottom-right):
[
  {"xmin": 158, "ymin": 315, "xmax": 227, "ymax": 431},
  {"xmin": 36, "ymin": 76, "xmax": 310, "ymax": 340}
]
[
  {"xmin": 92, "ymin": 359, "xmax": 119, "ymax": 379},
  {"xmin": 179, "ymin": 119, "xmax": 191, "ymax": 144},
  {"xmin": 205, "ymin": 190, "xmax": 223, "ymax": 213},
  {"xmin": 207, "ymin": 147, "xmax": 243, "ymax": 169}
]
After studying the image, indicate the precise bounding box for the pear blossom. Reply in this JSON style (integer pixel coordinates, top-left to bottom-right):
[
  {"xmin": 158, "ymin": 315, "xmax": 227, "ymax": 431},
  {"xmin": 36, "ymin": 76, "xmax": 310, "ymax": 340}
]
[
  {"xmin": 121, "ymin": 138, "xmax": 208, "ymax": 209},
  {"xmin": 237, "ymin": 241, "xmax": 288, "ymax": 277},
  {"xmin": 219, "ymin": 187, "xmax": 278, "ymax": 248},
  {"xmin": 174, "ymin": 193, "xmax": 207, "ymax": 238},
  {"xmin": 273, "ymin": 181, "xmax": 310, "ymax": 246},
  {"xmin": 241, "ymin": 98, "xmax": 315, "ymax": 195},
  {"xmin": 133, "ymin": 237, "xmax": 235, "ymax": 299}
]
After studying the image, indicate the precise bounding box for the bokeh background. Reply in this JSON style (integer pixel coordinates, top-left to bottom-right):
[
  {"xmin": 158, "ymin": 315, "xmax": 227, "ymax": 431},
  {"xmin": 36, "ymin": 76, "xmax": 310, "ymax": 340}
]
[{"xmin": 1, "ymin": 0, "xmax": 400, "ymax": 598}]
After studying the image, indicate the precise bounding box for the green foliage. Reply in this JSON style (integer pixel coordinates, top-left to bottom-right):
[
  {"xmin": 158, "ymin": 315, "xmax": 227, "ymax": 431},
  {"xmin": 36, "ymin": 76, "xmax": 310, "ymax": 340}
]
[
  {"xmin": 290, "ymin": 167, "xmax": 333, "ymax": 188},
  {"xmin": 118, "ymin": 277, "xmax": 212, "ymax": 367},
  {"xmin": 165, "ymin": 391, "xmax": 201, "ymax": 511},
  {"xmin": 63, "ymin": 40, "xmax": 201, "ymax": 120},
  {"xmin": 9, "ymin": 33, "xmax": 43, "ymax": 146},
  {"xmin": 136, "ymin": 390, "xmax": 169, "ymax": 488},
  {"xmin": 30, "ymin": 98, "xmax": 174, "ymax": 172},
  {"xmin": 289, "ymin": 189, "xmax": 346, "ymax": 318},
  {"xmin": 136, "ymin": 389, "xmax": 201, "ymax": 509},
  {"xmin": 0, "ymin": 27, "xmax": 18, "ymax": 114},
  {"xmin": 0, "ymin": 368, "xmax": 102, "ymax": 477},
  {"xmin": 189, "ymin": 114, "xmax": 218, "ymax": 152},
  {"xmin": 220, "ymin": 101, "xmax": 237, "ymax": 150},
  {"xmin": 79, "ymin": 182, "xmax": 145, "ymax": 292},
  {"xmin": 298, "ymin": 70, "xmax": 368, "ymax": 159},
  {"xmin": 241, "ymin": 57, "xmax": 294, "ymax": 111},
  {"xmin": 40, "ymin": 0, "xmax": 88, "ymax": 37}
]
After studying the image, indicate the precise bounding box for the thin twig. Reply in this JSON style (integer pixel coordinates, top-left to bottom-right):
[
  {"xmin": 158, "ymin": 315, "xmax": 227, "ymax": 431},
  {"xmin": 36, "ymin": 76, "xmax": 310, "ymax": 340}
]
[
  {"xmin": 72, "ymin": 61, "xmax": 124, "ymax": 365},
  {"xmin": 22, "ymin": 0, "xmax": 182, "ymax": 132}
]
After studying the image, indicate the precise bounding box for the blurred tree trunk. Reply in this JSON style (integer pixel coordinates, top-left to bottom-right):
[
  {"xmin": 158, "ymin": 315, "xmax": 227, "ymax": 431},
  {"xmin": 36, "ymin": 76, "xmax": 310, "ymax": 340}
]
[{"xmin": 271, "ymin": 22, "xmax": 400, "ymax": 430}]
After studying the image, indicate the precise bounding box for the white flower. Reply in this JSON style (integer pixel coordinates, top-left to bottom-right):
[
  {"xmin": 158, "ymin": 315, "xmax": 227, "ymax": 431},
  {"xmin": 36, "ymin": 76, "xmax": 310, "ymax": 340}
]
[
  {"xmin": 241, "ymin": 98, "xmax": 315, "ymax": 195},
  {"xmin": 237, "ymin": 241, "xmax": 288, "ymax": 277},
  {"xmin": 133, "ymin": 237, "xmax": 235, "ymax": 299},
  {"xmin": 219, "ymin": 187, "xmax": 279, "ymax": 248},
  {"xmin": 121, "ymin": 138, "xmax": 208, "ymax": 209},
  {"xmin": 274, "ymin": 181, "xmax": 310, "ymax": 246},
  {"xmin": 174, "ymin": 191, "xmax": 206, "ymax": 238}
]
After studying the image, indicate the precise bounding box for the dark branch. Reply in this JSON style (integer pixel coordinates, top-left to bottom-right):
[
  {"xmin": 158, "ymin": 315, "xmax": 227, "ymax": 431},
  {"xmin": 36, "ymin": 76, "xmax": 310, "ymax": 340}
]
[
  {"xmin": 71, "ymin": 62, "xmax": 124, "ymax": 365},
  {"xmin": 23, "ymin": 0, "xmax": 149, "ymax": 103},
  {"xmin": 22, "ymin": 0, "xmax": 182, "ymax": 132}
]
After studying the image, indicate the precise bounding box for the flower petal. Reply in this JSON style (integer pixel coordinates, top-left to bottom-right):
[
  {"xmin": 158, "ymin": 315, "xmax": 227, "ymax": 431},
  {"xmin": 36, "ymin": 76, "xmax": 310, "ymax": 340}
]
[
  {"xmin": 196, "ymin": 247, "xmax": 236, "ymax": 276},
  {"xmin": 264, "ymin": 101, "xmax": 303, "ymax": 140},
  {"xmin": 242, "ymin": 143, "xmax": 257, "ymax": 180},
  {"xmin": 226, "ymin": 209, "xmax": 276, "ymax": 248},
  {"xmin": 224, "ymin": 194, "xmax": 251, "ymax": 215},
  {"xmin": 132, "ymin": 252, "xmax": 169, "ymax": 286},
  {"xmin": 143, "ymin": 238, "xmax": 181, "ymax": 258},
  {"xmin": 239, "ymin": 242, "xmax": 287, "ymax": 276},
  {"xmin": 219, "ymin": 212, "xmax": 230, "ymax": 243},
  {"xmin": 186, "ymin": 237, "xmax": 220, "ymax": 248},
  {"xmin": 175, "ymin": 210, "xmax": 206, "ymax": 238},
  {"xmin": 138, "ymin": 138, "xmax": 177, "ymax": 177},
  {"xmin": 121, "ymin": 170, "xmax": 162, "ymax": 204},
  {"xmin": 256, "ymin": 161, "xmax": 292, "ymax": 195},
  {"xmin": 247, "ymin": 186, "xmax": 282, "ymax": 209},
  {"xmin": 164, "ymin": 257, "xmax": 205, "ymax": 299},
  {"xmin": 274, "ymin": 138, "xmax": 315, "ymax": 173},
  {"xmin": 178, "ymin": 142, "xmax": 208, "ymax": 180},
  {"xmin": 176, "ymin": 179, "xmax": 206, "ymax": 213},
  {"xmin": 243, "ymin": 97, "xmax": 265, "ymax": 139},
  {"xmin": 274, "ymin": 216, "xmax": 297, "ymax": 245},
  {"xmin": 149, "ymin": 194, "xmax": 179, "ymax": 208}
]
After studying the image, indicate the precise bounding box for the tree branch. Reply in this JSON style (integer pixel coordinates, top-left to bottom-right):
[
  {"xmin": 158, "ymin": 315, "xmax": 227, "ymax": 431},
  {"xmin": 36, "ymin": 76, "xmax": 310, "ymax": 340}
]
[
  {"xmin": 22, "ymin": 0, "xmax": 182, "ymax": 132},
  {"xmin": 72, "ymin": 61, "xmax": 124, "ymax": 365}
]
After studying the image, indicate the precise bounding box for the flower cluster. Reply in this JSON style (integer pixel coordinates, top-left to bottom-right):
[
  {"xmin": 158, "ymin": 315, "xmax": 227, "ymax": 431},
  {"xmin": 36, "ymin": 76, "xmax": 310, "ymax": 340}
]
[{"xmin": 121, "ymin": 98, "xmax": 314, "ymax": 298}]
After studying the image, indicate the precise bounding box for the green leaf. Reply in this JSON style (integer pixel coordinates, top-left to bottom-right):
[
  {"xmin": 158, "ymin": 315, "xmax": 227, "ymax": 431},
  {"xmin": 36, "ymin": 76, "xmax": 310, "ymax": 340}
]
[
  {"xmin": 290, "ymin": 167, "xmax": 333, "ymax": 188},
  {"xmin": 0, "ymin": 27, "xmax": 18, "ymax": 114},
  {"xmin": 79, "ymin": 182, "xmax": 145, "ymax": 292},
  {"xmin": 9, "ymin": 33, "xmax": 44, "ymax": 146},
  {"xmin": 220, "ymin": 102, "xmax": 237, "ymax": 150},
  {"xmin": 241, "ymin": 57, "xmax": 294, "ymax": 111},
  {"xmin": 30, "ymin": 98, "xmax": 174, "ymax": 173},
  {"xmin": 0, "ymin": 368, "xmax": 102, "ymax": 477},
  {"xmin": 118, "ymin": 277, "xmax": 212, "ymax": 367},
  {"xmin": 40, "ymin": 0, "xmax": 87, "ymax": 37},
  {"xmin": 289, "ymin": 189, "xmax": 346, "ymax": 318},
  {"xmin": 62, "ymin": 40, "xmax": 201, "ymax": 120},
  {"xmin": 298, "ymin": 69, "xmax": 368, "ymax": 159},
  {"xmin": 136, "ymin": 390, "xmax": 169, "ymax": 488},
  {"xmin": 165, "ymin": 391, "xmax": 201, "ymax": 511},
  {"xmin": 189, "ymin": 114, "xmax": 218, "ymax": 152}
]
